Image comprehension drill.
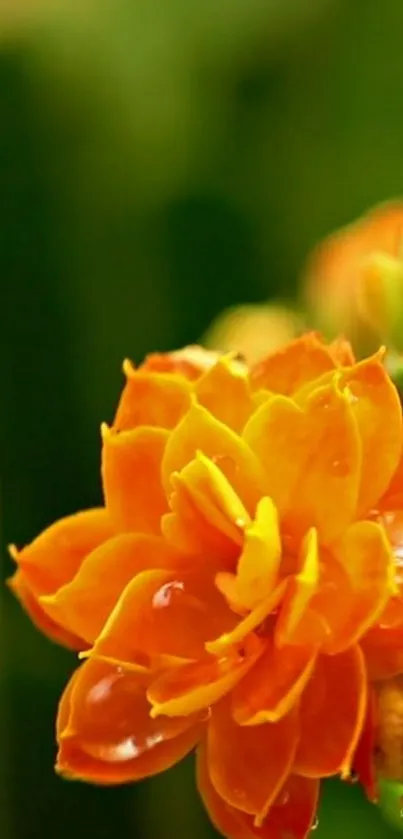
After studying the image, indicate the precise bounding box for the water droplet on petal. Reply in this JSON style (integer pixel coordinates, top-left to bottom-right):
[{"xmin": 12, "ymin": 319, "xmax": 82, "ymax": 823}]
[
  {"xmin": 310, "ymin": 817, "xmax": 319, "ymax": 831},
  {"xmin": 276, "ymin": 789, "xmax": 291, "ymax": 806},
  {"xmin": 152, "ymin": 580, "xmax": 184, "ymax": 609},
  {"xmin": 331, "ymin": 458, "xmax": 350, "ymax": 477}
]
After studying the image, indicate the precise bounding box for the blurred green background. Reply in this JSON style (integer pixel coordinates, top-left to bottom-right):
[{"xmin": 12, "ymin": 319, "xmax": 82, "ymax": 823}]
[{"xmin": 2, "ymin": 0, "xmax": 403, "ymax": 836}]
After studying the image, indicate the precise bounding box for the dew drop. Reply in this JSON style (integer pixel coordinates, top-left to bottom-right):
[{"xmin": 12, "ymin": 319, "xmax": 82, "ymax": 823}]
[
  {"xmin": 310, "ymin": 817, "xmax": 319, "ymax": 831},
  {"xmin": 276, "ymin": 789, "xmax": 291, "ymax": 806},
  {"xmin": 152, "ymin": 580, "xmax": 184, "ymax": 609},
  {"xmin": 331, "ymin": 458, "xmax": 350, "ymax": 477}
]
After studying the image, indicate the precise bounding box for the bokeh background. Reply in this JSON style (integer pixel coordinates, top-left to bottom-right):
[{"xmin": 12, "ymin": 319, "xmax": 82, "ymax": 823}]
[{"xmin": 2, "ymin": 0, "xmax": 403, "ymax": 836}]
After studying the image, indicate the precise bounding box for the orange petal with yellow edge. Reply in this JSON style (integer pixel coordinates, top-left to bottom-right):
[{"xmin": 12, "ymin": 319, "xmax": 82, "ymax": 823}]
[
  {"xmin": 88, "ymin": 568, "xmax": 237, "ymax": 668},
  {"xmin": 231, "ymin": 640, "xmax": 317, "ymax": 725},
  {"xmin": 57, "ymin": 659, "xmax": 202, "ymax": 784},
  {"xmin": 294, "ymin": 645, "xmax": 367, "ymax": 779},
  {"xmin": 161, "ymin": 452, "xmax": 248, "ymax": 561},
  {"xmin": 234, "ymin": 497, "xmax": 281, "ymax": 610},
  {"xmin": 250, "ymin": 333, "xmax": 336, "ymax": 395},
  {"xmin": 207, "ymin": 581, "xmax": 286, "ymax": 655},
  {"xmin": 102, "ymin": 425, "xmax": 169, "ymax": 534},
  {"xmin": 161, "ymin": 402, "xmax": 268, "ymax": 515},
  {"xmin": 341, "ymin": 354, "xmax": 402, "ymax": 515},
  {"xmin": 195, "ymin": 356, "xmax": 253, "ymax": 432},
  {"xmin": 114, "ymin": 363, "xmax": 192, "ymax": 431},
  {"xmin": 243, "ymin": 382, "xmax": 361, "ymax": 543},
  {"xmin": 40, "ymin": 534, "xmax": 187, "ymax": 646},
  {"xmin": 325, "ymin": 520, "xmax": 395, "ymax": 653},
  {"xmin": 197, "ymin": 742, "xmax": 319, "ymax": 839},
  {"xmin": 10, "ymin": 509, "xmax": 114, "ymax": 597},
  {"xmin": 7, "ymin": 570, "xmax": 82, "ymax": 649},
  {"xmin": 207, "ymin": 695, "xmax": 298, "ymax": 821},
  {"xmin": 147, "ymin": 637, "xmax": 263, "ymax": 718}
]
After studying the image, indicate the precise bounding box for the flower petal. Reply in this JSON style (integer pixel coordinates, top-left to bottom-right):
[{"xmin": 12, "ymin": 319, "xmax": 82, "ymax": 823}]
[
  {"xmin": 243, "ymin": 381, "xmax": 361, "ymax": 543},
  {"xmin": 195, "ymin": 357, "xmax": 253, "ymax": 432},
  {"xmin": 234, "ymin": 497, "xmax": 281, "ymax": 610},
  {"xmin": 88, "ymin": 567, "xmax": 237, "ymax": 668},
  {"xmin": 56, "ymin": 659, "xmax": 201, "ymax": 784},
  {"xmin": 341, "ymin": 354, "xmax": 402, "ymax": 515},
  {"xmin": 206, "ymin": 581, "xmax": 286, "ymax": 656},
  {"xmin": 7, "ymin": 570, "xmax": 82, "ymax": 649},
  {"xmin": 141, "ymin": 346, "xmax": 219, "ymax": 379},
  {"xmin": 147, "ymin": 638, "xmax": 263, "ymax": 718},
  {"xmin": 162, "ymin": 402, "xmax": 267, "ymax": 514},
  {"xmin": 102, "ymin": 425, "xmax": 169, "ymax": 534},
  {"xmin": 250, "ymin": 333, "xmax": 336, "ymax": 395},
  {"xmin": 197, "ymin": 742, "xmax": 319, "ymax": 839},
  {"xmin": 207, "ymin": 696, "xmax": 298, "ymax": 821},
  {"xmin": 276, "ymin": 529, "xmax": 320, "ymax": 647},
  {"xmin": 161, "ymin": 451, "xmax": 248, "ymax": 560},
  {"xmin": 40, "ymin": 534, "xmax": 186, "ymax": 646},
  {"xmin": 325, "ymin": 520, "xmax": 395, "ymax": 653},
  {"xmin": 114, "ymin": 363, "xmax": 192, "ymax": 431},
  {"xmin": 294, "ymin": 646, "xmax": 367, "ymax": 778},
  {"xmin": 10, "ymin": 509, "xmax": 114, "ymax": 597},
  {"xmin": 231, "ymin": 640, "xmax": 317, "ymax": 725}
]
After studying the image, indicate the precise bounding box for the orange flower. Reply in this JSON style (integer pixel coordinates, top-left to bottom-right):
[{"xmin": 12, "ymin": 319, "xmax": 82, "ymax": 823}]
[
  {"xmin": 304, "ymin": 201, "xmax": 403, "ymax": 349},
  {"xmin": 9, "ymin": 333, "xmax": 403, "ymax": 838}
]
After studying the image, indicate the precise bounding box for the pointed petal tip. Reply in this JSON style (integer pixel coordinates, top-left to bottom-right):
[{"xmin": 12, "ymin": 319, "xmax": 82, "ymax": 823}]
[
  {"xmin": 122, "ymin": 358, "xmax": 136, "ymax": 378},
  {"xmin": 8, "ymin": 543, "xmax": 19, "ymax": 561},
  {"xmin": 100, "ymin": 422, "xmax": 111, "ymax": 441}
]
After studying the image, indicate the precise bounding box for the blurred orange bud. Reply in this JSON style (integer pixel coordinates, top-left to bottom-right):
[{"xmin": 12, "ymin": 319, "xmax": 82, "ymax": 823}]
[
  {"xmin": 357, "ymin": 252, "xmax": 403, "ymax": 340},
  {"xmin": 304, "ymin": 201, "xmax": 403, "ymax": 351},
  {"xmin": 203, "ymin": 304, "xmax": 302, "ymax": 365}
]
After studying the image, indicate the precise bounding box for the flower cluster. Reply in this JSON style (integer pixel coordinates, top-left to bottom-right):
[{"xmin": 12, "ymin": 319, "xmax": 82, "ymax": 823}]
[{"xmin": 9, "ymin": 335, "xmax": 403, "ymax": 839}]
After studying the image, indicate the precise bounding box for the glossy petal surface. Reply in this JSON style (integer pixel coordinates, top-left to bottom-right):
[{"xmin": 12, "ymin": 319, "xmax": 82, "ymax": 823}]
[
  {"xmin": 244, "ymin": 382, "xmax": 361, "ymax": 543},
  {"xmin": 57, "ymin": 659, "xmax": 201, "ymax": 783},
  {"xmin": 89, "ymin": 568, "xmax": 237, "ymax": 668},
  {"xmin": 207, "ymin": 697, "xmax": 299, "ymax": 821},
  {"xmin": 231, "ymin": 640, "xmax": 316, "ymax": 724},
  {"xmin": 197, "ymin": 743, "xmax": 319, "ymax": 839},
  {"xmin": 294, "ymin": 646, "xmax": 367, "ymax": 778},
  {"xmin": 40, "ymin": 535, "xmax": 185, "ymax": 645}
]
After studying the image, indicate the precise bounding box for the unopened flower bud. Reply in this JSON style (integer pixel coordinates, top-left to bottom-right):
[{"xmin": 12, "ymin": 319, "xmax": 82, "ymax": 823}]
[
  {"xmin": 203, "ymin": 303, "xmax": 302, "ymax": 364},
  {"xmin": 304, "ymin": 201, "xmax": 403, "ymax": 353},
  {"xmin": 357, "ymin": 251, "xmax": 403, "ymax": 343}
]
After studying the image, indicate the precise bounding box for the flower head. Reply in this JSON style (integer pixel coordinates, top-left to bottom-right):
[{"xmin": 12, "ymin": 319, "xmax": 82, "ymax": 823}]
[
  {"xmin": 9, "ymin": 334, "xmax": 403, "ymax": 838},
  {"xmin": 304, "ymin": 201, "xmax": 403, "ymax": 350}
]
